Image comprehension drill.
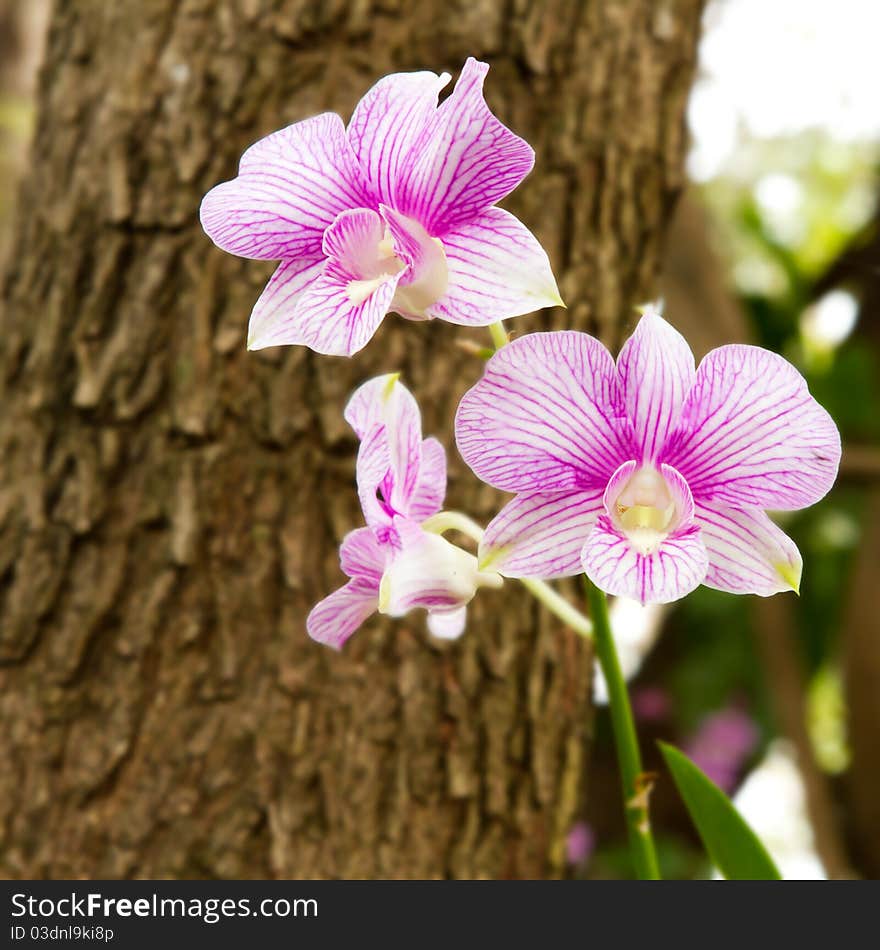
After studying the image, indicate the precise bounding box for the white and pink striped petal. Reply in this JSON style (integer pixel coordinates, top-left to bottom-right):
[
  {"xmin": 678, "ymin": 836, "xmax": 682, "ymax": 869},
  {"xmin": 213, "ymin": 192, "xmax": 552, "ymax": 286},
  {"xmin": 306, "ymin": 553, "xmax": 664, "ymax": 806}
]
[
  {"xmin": 246, "ymin": 256, "xmax": 325, "ymax": 350},
  {"xmin": 455, "ymin": 331, "xmax": 632, "ymax": 493},
  {"xmin": 396, "ymin": 58, "xmax": 535, "ymax": 235},
  {"xmin": 479, "ymin": 489, "xmax": 604, "ymax": 578},
  {"xmin": 200, "ymin": 113, "xmax": 371, "ymax": 261},
  {"xmin": 339, "ymin": 527, "xmax": 388, "ymax": 584},
  {"xmin": 427, "ymin": 208, "xmax": 563, "ymax": 327},
  {"xmin": 664, "ymin": 345, "xmax": 841, "ymax": 510},
  {"xmin": 407, "ymin": 437, "xmax": 447, "ymax": 523},
  {"xmin": 617, "ymin": 309, "xmax": 695, "ymax": 464},
  {"xmin": 348, "ymin": 70, "xmax": 450, "ymax": 206},
  {"xmin": 306, "ymin": 578, "xmax": 379, "ymax": 650},
  {"xmin": 283, "ymin": 259, "xmax": 400, "ymax": 356},
  {"xmin": 696, "ymin": 504, "xmax": 803, "ymax": 596},
  {"xmin": 582, "ymin": 516, "xmax": 709, "ymax": 605}
]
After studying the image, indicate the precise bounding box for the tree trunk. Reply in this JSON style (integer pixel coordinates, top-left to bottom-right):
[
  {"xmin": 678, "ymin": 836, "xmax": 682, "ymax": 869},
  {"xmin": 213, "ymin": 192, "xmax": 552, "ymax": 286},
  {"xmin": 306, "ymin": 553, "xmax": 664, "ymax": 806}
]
[{"xmin": 0, "ymin": 0, "xmax": 703, "ymax": 878}]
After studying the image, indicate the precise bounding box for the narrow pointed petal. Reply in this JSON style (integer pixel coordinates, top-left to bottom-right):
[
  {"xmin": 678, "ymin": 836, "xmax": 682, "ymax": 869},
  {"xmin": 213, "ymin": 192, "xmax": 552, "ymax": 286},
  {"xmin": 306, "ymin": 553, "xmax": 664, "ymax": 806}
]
[
  {"xmin": 427, "ymin": 606, "xmax": 467, "ymax": 640},
  {"xmin": 347, "ymin": 375, "xmax": 423, "ymax": 515},
  {"xmin": 339, "ymin": 527, "xmax": 387, "ymax": 584},
  {"xmin": 355, "ymin": 423, "xmax": 393, "ymax": 531},
  {"xmin": 664, "ymin": 345, "xmax": 841, "ymax": 510},
  {"xmin": 200, "ymin": 113, "xmax": 371, "ymax": 261},
  {"xmin": 479, "ymin": 489, "xmax": 604, "ymax": 578},
  {"xmin": 696, "ymin": 504, "xmax": 803, "ymax": 596},
  {"xmin": 617, "ymin": 310, "xmax": 695, "ymax": 463},
  {"xmin": 347, "ymin": 70, "xmax": 450, "ymax": 206},
  {"xmin": 286, "ymin": 259, "xmax": 401, "ymax": 356},
  {"xmin": 455, "ymin": 331, "xmax": 632, "ymax": 493},
  {"xmin": 247, "ymin": 256, "xmax": 325, "ymax": 350},
  {"xmin": 407, "ymin": 437, "xmax": 447, "ymax": 522},
  {"xmin": 427, "ymin": 208, "xmax": 563, "ymax": 326},
  {"xmin": 398, "ymin": 58, "xmax": 534, "ymax": 234},
  {"xmin": 306, "ymin": 579, "xmax": 379, "ymax": 650},
  {"xmin": 582, "ymin": 516, "xmax": 709, "ymax": 605},
  {"xmin": 345, "ymin": 373, "xmax": 418, "ymax": 440}
]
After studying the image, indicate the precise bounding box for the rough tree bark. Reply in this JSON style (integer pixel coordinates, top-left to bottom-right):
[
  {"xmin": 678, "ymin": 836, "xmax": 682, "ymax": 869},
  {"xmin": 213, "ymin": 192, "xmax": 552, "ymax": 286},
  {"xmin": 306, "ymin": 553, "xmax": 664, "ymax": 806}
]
[{"xmin": 0, "ymin": 0, "xmax": 703, "ymax": 878}]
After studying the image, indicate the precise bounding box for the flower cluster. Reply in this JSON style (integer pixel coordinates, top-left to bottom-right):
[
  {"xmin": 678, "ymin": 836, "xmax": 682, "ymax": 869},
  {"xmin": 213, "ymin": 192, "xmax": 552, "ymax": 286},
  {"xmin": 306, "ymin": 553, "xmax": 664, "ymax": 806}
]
[
  {"xmin": 307, "ymin": 374, "xmax": 499, "ymax": 648},
  {"xmin": 201, "ymin": 60, "xmax": 842, "ymax": 645}
]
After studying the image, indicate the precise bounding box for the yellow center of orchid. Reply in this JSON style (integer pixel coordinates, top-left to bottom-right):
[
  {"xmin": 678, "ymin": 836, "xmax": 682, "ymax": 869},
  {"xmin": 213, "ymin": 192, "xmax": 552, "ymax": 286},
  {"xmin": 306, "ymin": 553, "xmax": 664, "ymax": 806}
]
[{"xmin": 613, "ymin": 466, "xmax": 676, "ymax": 556}]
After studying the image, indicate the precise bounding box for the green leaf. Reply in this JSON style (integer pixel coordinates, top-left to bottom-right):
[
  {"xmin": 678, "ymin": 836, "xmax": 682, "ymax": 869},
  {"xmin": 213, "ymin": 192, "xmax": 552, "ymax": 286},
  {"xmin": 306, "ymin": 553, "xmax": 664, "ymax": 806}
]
[{"xmin": 659, "ymin": 742, "xmax": 782, "ymax": 881}]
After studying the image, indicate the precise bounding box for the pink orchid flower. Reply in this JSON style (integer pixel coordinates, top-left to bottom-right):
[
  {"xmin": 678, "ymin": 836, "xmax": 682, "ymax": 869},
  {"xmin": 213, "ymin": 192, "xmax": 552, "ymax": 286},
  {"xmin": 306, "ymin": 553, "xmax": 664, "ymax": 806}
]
[
  {"xmin": 308, "ymin": 374, "xmax": 500, "ymax": 648},
  {"xmin": 200, "ymin": 59, "xmax": 562, "ymax": 356},
  {"xmin": 455, "ymin": 309, "xmax": 841, "ymax": 604}
]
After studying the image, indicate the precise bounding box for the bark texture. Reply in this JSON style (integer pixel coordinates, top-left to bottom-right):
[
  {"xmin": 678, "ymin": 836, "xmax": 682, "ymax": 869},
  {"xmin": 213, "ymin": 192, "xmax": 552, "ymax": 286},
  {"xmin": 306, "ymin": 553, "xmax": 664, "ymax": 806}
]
[{"xmin": 0, "ymin": 0, "xmax": 703, "ymax": 878}]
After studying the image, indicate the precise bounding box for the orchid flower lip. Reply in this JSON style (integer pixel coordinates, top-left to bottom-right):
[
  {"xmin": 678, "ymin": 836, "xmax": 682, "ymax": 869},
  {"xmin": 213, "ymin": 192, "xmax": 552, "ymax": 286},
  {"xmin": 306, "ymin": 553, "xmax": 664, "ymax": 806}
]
[{"xmin": 610, "ymin": 466, "xmax": 675, "ymax": 555}]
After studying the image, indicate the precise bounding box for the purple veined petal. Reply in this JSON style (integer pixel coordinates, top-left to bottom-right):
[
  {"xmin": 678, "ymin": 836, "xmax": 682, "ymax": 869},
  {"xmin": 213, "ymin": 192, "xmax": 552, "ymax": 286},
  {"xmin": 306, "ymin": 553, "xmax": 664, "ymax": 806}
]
[
  {"xmin": 379, "ymin": 517, "xmax": 498, "ymax": 617},
  {"xmin": 200, "ymin": 113, "xmax": 372, "ymax": 261},
  {"xmin": 661, "ymin": 463, "xmax": 696, "ymax": 527},
  {"xmin": 396, "ymin": 58, "xmax": 535, "ymax": 235},
  {"xmin": 339, "ymin": 526, "xmax": 388, "ymax": 585},
  {"xmin": 346, "ymin": 375, "xmax": 424, "ymax": 515},
  {"xmin": 581, "ymin": 515, "xmax": 709, "ymax": 605},
  {"xmin": 617, "ymin": 310, "xmax": 695, "ymax": 464},
  {"xmin": 322, "ymin": 207, "xmax": 390, "ymax": 277},
  {"xmin": 247, "ymin": 255, "xmax": 325, "ymax": 350},
  {"xmin": 285, "ymin": 258, "xmax": 401, "ymax": 356},
  {"xmin": 356, "ymin": 423, "xmax": 393, "ymax": 531},
  {"xmin": 696, "ymin": 503, "xmax": 803, "ymax": 595},
  {"xmin": 306, "ymin": 578, "xmax": 379, "ymax": 650},
  {"xmin": 380, "ymin": 205, "xmax": 449, "ymax": 317},
  {"xmin": 345, "ymin": 373, "xmax": 419, "ymax": 440},
  {"xmin": 407, "ymin": 437, "xmax": 447, "ymax": 523},
  {"xmin": 601, "ymin": 459, "xmax": 638, "ymax": 516},
  {"xmin": 455, "ymin": 331, "xmax": 633, "ymax": 494},
  {"xmin": 663, "ymin": 344, "xmax": 842, "ymax": 510},
  {"xmin": 348, "ymin": 70, "xmax": 450, "ymax": 207},
  {"xmin": 427, "ymin": 207, "xmax": 563, "ymax": 327},
  {"xmin": 479, "ymin": 488, "xmax": 604, "ymax": 578},
  {"xmin": 426, "ymin": 606, "xmax": 467, "ymax": 640}
]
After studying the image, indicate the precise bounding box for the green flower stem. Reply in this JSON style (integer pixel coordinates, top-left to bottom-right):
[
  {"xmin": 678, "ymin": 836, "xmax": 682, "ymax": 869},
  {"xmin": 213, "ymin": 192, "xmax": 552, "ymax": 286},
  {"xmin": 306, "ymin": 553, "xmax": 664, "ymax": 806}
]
[
  {"xmin": 586, "ymin": 578, "xmax": 661, "ymax": 880},
  {"xmin": 488, "ymin": 320, "xmax": 509, "ymax": 351},
  {"xmin": 519, "ymin": 577, "xmax": 593, "ymax": 640}
]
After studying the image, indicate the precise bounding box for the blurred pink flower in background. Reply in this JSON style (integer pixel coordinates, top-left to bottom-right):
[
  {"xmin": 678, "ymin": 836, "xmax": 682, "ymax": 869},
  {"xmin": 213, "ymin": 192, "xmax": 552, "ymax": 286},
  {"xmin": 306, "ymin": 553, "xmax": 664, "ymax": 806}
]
[
  {"xmin": 631, "ymin": 686, "xmax": 673, "ymax": 723},
  {"xmin": 566, "ymin": 821, "xmax": 596, "ymax": 867},
  {"xmin": 685, "ymin": 706, "xmax": 760, "ymax": 793}
]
